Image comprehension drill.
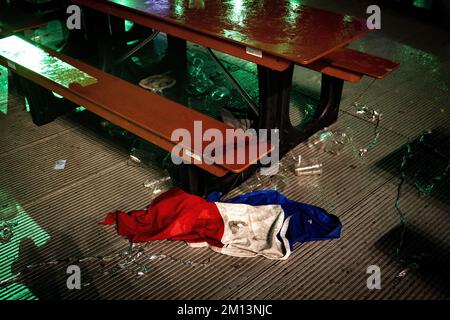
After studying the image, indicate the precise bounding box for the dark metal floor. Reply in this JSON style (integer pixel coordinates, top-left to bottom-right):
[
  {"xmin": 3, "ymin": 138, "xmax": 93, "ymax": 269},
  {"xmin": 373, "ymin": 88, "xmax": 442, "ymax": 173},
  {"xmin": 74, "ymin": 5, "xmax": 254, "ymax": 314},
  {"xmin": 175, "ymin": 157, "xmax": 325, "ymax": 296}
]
[{"xmin": 0, "ymin": 0, "xmax": 449, "ymax": 300}]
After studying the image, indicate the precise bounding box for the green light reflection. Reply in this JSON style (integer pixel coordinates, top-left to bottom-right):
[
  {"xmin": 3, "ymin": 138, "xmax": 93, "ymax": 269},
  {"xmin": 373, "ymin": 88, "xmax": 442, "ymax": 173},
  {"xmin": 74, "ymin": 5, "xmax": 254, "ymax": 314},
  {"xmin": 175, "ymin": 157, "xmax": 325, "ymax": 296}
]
[
  {"xmin": 124, "ymin": 20, "xmax": 134, "ymax": 32},
  {"xmin": 24, "ymin": 97, "xmax": 30, "ymax": 113},
  {"xmin": 174, "ymin": 0, "xmax": 184, "ymax": 17},
  {"xmin": 0, "ymin": 191, "xmax": 50, "ymax": 300},
  {"xmin": 413, "ymin": 0, "xmax": 431, "ymax": 9},
  {"xmin": 286, "ymin": 0, "xmax": 303, "ymax": 26},
  {"xmin": 394, "ymin": 44, "xmax": 440, "ymax": 72},
  {"xmin": 0, "ymin": 36, "xmax": 97, "ymax": 88},
  {"xmin": 230, "ymin": 0, "xmax": 245, "ymax": 28},
  {"xmin": 0, "ymin": 65, "xmax": 8, "ymax": 115},
  {"xmin": 343, "ymin": 15, "xmax": 353, "ymax": 23},
  {"xmin": 127, "ymin": 39, "xmax": 140, "ymax": 46}
]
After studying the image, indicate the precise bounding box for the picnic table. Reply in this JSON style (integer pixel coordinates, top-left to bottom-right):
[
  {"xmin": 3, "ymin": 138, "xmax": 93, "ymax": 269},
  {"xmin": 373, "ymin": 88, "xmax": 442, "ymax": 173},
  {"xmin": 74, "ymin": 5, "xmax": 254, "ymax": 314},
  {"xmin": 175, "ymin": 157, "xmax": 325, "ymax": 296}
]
[{"xmin": 0, "ymin": 0, "xmax": 399, "ymax": 195}]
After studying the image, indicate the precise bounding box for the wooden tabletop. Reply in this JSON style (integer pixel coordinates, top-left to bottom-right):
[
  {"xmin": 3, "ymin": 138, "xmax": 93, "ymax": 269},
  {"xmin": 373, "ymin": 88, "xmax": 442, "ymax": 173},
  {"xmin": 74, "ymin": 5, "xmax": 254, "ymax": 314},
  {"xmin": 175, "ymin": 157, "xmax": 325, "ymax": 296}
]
[{"xmin": 74, "ymin": 0, "xmax": 371, "ymax": 65}]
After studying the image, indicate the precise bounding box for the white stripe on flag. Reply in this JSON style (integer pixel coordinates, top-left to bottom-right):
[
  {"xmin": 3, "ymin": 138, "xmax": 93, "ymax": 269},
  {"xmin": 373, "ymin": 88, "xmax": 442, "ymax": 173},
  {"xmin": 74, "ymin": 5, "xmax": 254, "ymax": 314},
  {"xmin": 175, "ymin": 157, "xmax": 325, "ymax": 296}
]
[{"xmin": 214, "ymin": 203, "xmax": 291, "ymax": 260}]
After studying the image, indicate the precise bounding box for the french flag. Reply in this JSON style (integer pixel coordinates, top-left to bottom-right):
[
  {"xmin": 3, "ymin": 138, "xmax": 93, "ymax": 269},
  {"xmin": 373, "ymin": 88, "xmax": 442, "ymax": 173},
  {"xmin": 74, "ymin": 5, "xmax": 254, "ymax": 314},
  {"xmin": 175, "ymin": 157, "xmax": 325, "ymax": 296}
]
[{"xmin": 101, "ymin": 188, "xmax": 341, "ymax": 260}]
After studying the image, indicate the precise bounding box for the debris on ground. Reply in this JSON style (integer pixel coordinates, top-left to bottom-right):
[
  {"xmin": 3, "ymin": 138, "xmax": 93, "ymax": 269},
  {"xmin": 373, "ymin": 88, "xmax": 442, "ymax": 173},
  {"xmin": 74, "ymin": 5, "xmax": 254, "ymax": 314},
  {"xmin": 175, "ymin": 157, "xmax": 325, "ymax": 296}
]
[
  {"xmin": 394, "ymin": 131, "xmax": 450, "ymax": 256},
  {"xmin": 0, "ymin": 241, "xmax": 210, "ymax": 289},
  {"xmin": 139, "ymin": 73, "xmax": 176, "ymax": 94},
  {"xmin": 307, "ymin": 127, "xmax": 353, "ymax": 155},
  {"xmin": 54, "ymin": 160, "xmax": 66, "ymax": 170},
  {"xmin": 353, "ymin": 102, "xmax": 382, "ymax": 157},
  {"xmin": 0, "ymin": 219, "xmax": 18, "ymax": 244},
  {"xmin": 294, "ymin": 156, "xmax": 323, "ymax": 176},
  {"xmin": 143, "ymin": 176, "xmax": 172, "ymax": 196}
]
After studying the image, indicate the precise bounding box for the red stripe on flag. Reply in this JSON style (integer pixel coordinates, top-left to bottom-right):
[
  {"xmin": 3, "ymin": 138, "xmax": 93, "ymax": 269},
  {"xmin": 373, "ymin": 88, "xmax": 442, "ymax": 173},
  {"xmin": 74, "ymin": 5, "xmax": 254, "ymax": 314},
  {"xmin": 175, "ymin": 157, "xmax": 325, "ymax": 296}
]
[{"xmin": 101, "ymin": 188, "xmax": 224, "ymax": 247}]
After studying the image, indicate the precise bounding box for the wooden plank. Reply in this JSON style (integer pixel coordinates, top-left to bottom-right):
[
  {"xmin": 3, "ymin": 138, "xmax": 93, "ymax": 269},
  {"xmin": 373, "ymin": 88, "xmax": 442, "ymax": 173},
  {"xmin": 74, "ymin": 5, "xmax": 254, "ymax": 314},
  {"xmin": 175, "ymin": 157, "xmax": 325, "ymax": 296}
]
[
  {"xmin": 0, "ymin": 36, "xmax": 272, "ymax": 177},
  {"xmin": 322, "ymin": 47, "xmax": 400, "ymax": 79},
  {"xmin": 303, "ymin": 60, "xmax": 363, "ymax": 83}
]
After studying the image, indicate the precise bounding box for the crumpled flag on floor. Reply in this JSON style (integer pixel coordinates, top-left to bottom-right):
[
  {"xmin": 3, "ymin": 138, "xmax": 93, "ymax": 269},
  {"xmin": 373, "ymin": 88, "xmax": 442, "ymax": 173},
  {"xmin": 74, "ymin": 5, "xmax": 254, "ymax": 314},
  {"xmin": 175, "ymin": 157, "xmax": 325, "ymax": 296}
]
[{"xmin": 101, "ymin": 188, "xmax": 342, "ymax": 260}]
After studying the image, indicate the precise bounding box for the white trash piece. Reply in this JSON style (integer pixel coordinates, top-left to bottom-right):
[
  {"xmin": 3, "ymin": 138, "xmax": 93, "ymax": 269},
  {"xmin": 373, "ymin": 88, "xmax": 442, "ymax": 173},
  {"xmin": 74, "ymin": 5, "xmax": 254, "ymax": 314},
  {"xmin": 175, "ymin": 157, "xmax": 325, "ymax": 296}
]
[{"xmin": 54, "ymin": 160, "xmax": 67, "ymax": 170}]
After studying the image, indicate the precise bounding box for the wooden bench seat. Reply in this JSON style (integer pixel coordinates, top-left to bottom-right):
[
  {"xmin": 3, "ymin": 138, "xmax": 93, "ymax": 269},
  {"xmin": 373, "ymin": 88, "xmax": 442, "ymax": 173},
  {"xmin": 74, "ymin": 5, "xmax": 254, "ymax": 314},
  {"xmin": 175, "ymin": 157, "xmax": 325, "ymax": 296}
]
[
  {"xmin": 305, "ymin": 47, "xmax": 400, "ymax": 83},
  {"xmin": 0, "ymin": 35, "xmax": 271, "ymax": 177},
  {"xmin": 304, "ymin": 58, "xmax": 363, "ymax": 83},
  {"xmin": 321, "ymin": 47, "xmax": 400, "ymax": 79}
]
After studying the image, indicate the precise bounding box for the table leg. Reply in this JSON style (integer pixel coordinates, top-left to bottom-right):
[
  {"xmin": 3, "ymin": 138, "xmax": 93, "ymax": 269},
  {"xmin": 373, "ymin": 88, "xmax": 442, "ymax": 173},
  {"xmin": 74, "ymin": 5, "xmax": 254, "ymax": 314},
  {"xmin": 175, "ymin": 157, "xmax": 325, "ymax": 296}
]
[
  {"xmin": 17, "ymin": 76, "xmax": 77, "ymax": 126},
  {"xmin": 285, "ymin": 74, "xmax": 344, "ymax": 154},
  {"xmin": 257, "ymin": 65, "xmax": 344, "ymax": 157},
  {"xmin": 257, "ymin": 64, "xmax": 294, "ymax": 155},
  {"xmin": 59, "ymin": 22, "xmax": 96, "ymax": 60},
  {"xmin": 82, "ymin": 8, "xmax": 114, "ymax": 71}
]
